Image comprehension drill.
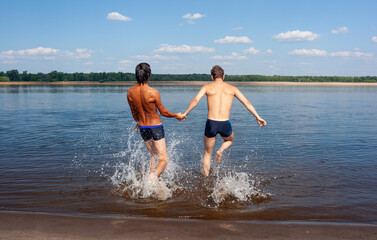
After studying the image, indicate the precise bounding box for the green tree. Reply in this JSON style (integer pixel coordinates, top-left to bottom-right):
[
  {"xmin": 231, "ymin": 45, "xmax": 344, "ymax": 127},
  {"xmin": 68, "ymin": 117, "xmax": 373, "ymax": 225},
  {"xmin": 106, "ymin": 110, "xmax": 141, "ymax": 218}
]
[
  {"xmin": 49, "ymin": 71, "xmax": 64, "ymax": 82},
  {"xmin": 6, "ymin": 69, "xmax": 20, "ymax": 81},
  {"xmin": 21, "ymin": 71, "xmax": 32, "ymax": 81}
]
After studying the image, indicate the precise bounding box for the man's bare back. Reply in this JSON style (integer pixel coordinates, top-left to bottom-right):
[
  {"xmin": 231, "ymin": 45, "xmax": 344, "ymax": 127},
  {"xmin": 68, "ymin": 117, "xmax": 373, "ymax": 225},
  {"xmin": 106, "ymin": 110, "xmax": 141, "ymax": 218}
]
[
  {"xmin": 127, "ymin": 84, "xmax": 172, "ymax": 126},
  {"xmin": 127, "ymin": 63, "xmax": 183, "ymax": 178},
  {"xmin": 182, "ymin": 65, "xmax": 266, "ymax": 176},
  {"xmin": 204, "ymin": 81, "xmax": 236, "ymax": 120},
  {"xmin": 184, "ymin": 77, "xmax": 265, "ymax": 125}
]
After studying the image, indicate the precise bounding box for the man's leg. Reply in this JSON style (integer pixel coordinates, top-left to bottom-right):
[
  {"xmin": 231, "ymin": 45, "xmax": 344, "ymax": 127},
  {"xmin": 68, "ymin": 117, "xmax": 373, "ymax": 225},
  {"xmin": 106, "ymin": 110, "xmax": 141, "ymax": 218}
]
[
  {"xmin": 149, "ymin": 138, "xmax": 168, "ymax": 178},
  {"xmin": 215, "ymin": 132, "xmax": 234, "ymax": 163},
  {"xmin": 144, "ymin": 140, "xmax": 158, "ymax": 171},
  {"xmin": 203, "ymin": 136, "xmax": 216, "ymax": 176}
]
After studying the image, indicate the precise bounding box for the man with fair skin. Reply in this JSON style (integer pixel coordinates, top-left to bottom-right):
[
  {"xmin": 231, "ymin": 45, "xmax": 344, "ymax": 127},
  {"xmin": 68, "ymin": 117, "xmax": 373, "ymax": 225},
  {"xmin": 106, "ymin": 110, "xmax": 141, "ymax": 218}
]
[
  {"xmin": 127, "ymin": 63, "xmax": 184, "ymax": 179},
  {"xmin": 183, "ymin": 65, "xmax": 267, "ymax": 176}
]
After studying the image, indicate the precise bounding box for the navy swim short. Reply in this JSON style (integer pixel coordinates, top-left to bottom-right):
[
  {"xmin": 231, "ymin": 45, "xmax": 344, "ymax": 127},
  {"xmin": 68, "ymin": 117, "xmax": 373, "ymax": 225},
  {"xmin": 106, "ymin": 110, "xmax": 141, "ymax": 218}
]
[
  {"xmin": 139, "ymin": 124, "xmax": 165, "ymax": 141},
  {"xmin": 204, "ymin": 119, "xmax": 232, "ymax": 138}
]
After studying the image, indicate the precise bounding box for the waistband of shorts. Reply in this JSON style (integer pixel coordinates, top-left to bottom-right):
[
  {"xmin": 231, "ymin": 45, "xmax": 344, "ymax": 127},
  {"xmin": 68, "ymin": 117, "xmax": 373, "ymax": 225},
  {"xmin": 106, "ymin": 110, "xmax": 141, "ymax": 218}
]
[
  {"xmin": 207, "ymin": 119, "xmax": 231, "ymax": 123},
  {"xmin": 139, "ymin": 124, "xmax": 163, "ymax": 129}
]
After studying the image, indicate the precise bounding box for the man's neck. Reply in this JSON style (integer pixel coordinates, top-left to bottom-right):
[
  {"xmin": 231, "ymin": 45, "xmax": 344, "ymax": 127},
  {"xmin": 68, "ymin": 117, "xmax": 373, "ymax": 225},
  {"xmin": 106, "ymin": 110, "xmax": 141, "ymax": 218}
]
[{"xmin": 214, "ymin": 78, "xmax": 223, "ymax": 83}]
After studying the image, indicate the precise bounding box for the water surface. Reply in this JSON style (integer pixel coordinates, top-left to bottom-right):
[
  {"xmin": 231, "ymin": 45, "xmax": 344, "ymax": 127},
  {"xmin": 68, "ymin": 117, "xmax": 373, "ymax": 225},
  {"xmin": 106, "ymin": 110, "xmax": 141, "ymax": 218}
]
[{"xmin": 0, "ymin": 84, "xmax": 376, "ymax": 223}]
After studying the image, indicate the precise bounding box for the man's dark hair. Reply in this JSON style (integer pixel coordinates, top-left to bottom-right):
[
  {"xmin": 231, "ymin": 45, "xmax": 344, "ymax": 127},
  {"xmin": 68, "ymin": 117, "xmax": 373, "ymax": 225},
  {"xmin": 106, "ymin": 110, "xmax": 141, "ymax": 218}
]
[
  {"xmin": 135, "ymin": 62, "xmax": 151, "ymax": 85},
  {"xmin": 211, "ymin": 65, "xmax": 224, "ymax": 79}
]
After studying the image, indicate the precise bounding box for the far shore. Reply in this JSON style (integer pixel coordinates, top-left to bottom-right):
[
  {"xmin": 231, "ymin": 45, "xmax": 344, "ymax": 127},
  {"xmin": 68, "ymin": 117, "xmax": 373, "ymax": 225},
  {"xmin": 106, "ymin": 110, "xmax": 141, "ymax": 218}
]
[{"xmin": 1, "ymin": 81, "xmax": 377, "ymax": 86}]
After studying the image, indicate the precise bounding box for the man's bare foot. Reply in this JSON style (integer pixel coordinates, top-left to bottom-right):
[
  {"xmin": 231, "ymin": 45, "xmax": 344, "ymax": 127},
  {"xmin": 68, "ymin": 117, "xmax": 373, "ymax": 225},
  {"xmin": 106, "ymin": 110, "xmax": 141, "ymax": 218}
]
[
  {"xmin": 148, "ymin": 172, "xmax": 158, "ymax": 180},
  {"xmin": 215, "ymin": 150, "xmax": 222, "ymax": 163}
]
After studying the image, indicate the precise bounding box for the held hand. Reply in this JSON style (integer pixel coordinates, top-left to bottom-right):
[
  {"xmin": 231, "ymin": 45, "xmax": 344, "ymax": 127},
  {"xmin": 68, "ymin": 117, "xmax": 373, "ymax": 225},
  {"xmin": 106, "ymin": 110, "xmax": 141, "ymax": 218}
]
[
  {"xmin": 134, "ymin": 123, "xmax": 139, "ymax": 132},
  {"xmin": 175, "ymin": 112, "xmax": 185, "ymax": 121},
  {"xmin": 256, "ymin": 117, "xmax": 267, "ymax": 127}
]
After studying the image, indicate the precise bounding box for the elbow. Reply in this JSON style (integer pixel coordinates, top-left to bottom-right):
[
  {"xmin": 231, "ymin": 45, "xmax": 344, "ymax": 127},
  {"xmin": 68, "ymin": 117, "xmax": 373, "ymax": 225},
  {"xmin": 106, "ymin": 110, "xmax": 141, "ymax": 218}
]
[
  {"xmin": 160, "ymin": 111, "xmax": 171, "ymax": 117},
  {"xmin": 192, "ymin": 98, "xmax": 200, "ymax": 105}
]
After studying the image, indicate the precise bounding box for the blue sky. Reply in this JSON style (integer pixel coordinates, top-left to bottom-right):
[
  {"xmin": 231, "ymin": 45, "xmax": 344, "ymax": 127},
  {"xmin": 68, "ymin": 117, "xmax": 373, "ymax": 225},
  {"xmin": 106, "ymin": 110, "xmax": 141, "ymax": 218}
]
[{"xmin": 1, "ymin": 0, "xmax": 377, "ymax": 76}]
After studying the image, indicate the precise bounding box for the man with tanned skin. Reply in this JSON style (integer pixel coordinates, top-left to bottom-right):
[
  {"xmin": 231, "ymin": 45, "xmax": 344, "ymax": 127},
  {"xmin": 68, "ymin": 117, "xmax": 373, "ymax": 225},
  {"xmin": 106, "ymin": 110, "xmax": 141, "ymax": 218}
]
[
  {"xmin": 182, "ymin": 65, "xmax": 267, "ymax": 176},
  {"xmin": 127, "ymin": 63, "xmax": 184, "ymax": 179}
]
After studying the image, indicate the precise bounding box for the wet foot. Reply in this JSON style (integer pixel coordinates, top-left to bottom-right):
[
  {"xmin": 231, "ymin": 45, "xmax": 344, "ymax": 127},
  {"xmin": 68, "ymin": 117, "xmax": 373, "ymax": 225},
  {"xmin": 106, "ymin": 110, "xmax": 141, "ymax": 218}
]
[
  {"xmin": 215, "ymin": 150, "xmax": 222, "ymax": 163},
  {"xmin": 148, "ymin": 172, "xmax": 158, "ymax": 180}
]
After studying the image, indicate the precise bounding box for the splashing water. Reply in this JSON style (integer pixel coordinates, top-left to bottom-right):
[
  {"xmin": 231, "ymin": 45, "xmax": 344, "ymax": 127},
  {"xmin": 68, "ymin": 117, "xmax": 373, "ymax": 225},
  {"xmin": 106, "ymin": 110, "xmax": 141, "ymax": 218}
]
[
  {"xmin": 75, "ymin": 124, "xmax": 271, "ymax": 206},
  {"xmin": 110, "ymin": 128, "xmax": 183, "ymax": 201},
  {"xmin": 210, "ymin": 171, "xmax": 270, "ymax": 207}
]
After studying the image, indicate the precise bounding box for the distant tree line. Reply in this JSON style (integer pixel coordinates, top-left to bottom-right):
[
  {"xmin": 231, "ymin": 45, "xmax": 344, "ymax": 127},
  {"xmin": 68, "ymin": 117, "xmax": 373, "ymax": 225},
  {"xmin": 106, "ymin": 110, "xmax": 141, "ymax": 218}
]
[{"xmin": 1, "ymin": 70, "xmax": 376, "ymax": 83}]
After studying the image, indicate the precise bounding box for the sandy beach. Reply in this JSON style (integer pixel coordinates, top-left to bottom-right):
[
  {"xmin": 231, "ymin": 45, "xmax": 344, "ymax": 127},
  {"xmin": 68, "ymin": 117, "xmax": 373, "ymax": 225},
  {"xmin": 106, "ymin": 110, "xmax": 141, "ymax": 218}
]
[
  {"xmin": 0, "ymin": 212, "xmax": 376, "ymax": 240},
  {"xmin": 1, "ymin": 81, "xmax": 377, "ymax": 86}
]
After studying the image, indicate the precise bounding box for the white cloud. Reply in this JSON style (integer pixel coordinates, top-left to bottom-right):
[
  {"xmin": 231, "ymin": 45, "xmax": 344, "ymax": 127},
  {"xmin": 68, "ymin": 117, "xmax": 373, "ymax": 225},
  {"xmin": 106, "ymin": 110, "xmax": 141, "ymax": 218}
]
[
  {"xmin": 211, "ymin": 52, "xmax": 247, "ymax": 60},
  {"xmin": 0, "ymin": 47, "xmax": 93, "ymax": 60},
  {"xmin": 352, "ymin": 51, "xmax": 373, "ymax": 57},
  {"xmin": 273, "ymin": 30, "xmax": 320, "ymax": 42},
  {"xmin": 154, "ymin": 44, "xmax": 215, "ymax": 53},
  {"xmin": 182, "ymin": 13, "xmax": 205, "ymax": 20},
  {"xmin": 335, "ymin": 51, "xmax": 372, "ymax": 57},
  {"xmin": 289, "ymin": 49, "xmax": 327, "ymax": 56},
  {"xmin": 0, "ymin": 46, "xmax": 59, "ymax": 56},
  {"xmin": 232, "ymin": 26, "xmax": 243, "ymax": 31},
  {"xmin": 182, "ymin": 13, "xmax": 205, "ymax": 24},
  {"xmin": 330, "ymin": 51, "xmax": 351, "ymax": 57},
  {"xmin": 71, "ymin": 48, "xmax": 93, "ymax": 59},
  {"xmin": 289, "ymin": 49, "xmax": 373, "ymax": 58},
  {"xmin": 372, "ymin": 36, "xmax": 377, "ymax": 43},
  {"xmin": 243, "ymin": 47, "xmax": 260, "ymax": 55},
  {"xmin": 265, "ymin": 49, "xmax": 273, "ymax": 54},
  {"xmin": 214, "ymin": 36, "xmax": 253, "ymax": 44},
  {"xmin": 354, "ymin": 48, "xmax": 361, "ymax": 51},
  {"xmin": 330, "ymin": 51, "xmax": 373, "ymax": 57},
  {"xmin": 132, "ymin": 54, "xmax": 179, "ymax": 60},
  {"xmin": 1, "ymin": 51, "xmax": 13, "ymax": 59},
  {"xmin": 106, "ymin": 12, "xmax": 132, "ymax": 22},
  {"xmin": 331, "ymin": 26, "xmax": 349, "ymax": 34}
]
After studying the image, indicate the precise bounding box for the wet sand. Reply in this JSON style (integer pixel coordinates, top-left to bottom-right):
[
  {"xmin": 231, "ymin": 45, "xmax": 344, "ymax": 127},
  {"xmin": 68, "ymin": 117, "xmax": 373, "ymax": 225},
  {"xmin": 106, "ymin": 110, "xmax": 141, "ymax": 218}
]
[
  {"xmin": 1, "ymin": 81, "xmax": 377, "ymax": 86},
  {"xmin": 0, "ymin": 212, "xmax": 376, "ymax": 240}
]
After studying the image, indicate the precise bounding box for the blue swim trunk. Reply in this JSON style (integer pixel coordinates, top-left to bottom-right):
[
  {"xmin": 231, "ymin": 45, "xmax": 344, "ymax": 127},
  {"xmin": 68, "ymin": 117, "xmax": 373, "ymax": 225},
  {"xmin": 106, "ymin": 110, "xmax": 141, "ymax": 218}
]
[
  {"xmin": 139, "ymin": 124, "xmax": 165, "ymax": 141},
  {"xmin": 204, "ymin": 119, "xmax": 232, "ymax": 138}
]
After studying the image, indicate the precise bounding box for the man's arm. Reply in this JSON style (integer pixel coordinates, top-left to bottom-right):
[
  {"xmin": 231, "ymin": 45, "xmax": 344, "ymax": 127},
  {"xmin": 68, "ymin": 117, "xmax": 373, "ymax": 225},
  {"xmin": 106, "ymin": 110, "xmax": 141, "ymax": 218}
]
[
  {"xmin": 234, "ymin": 88, "xmax": 267, "ymax": 127},
  {"xmin": 154, "ymin": 90, "xmax": 183, "ymax": 120},
  {"xmin": 183, "ymin": 85, "xmax": 207, "ymax": 117}
]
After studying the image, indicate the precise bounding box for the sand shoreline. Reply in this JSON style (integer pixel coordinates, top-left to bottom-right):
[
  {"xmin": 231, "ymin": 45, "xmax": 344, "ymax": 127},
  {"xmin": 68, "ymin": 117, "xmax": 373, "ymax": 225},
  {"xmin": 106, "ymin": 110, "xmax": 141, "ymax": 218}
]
[
  {"xmin": 1, "ymin": 211, "xmax": 376, "ymax": 240},
  {"xmin": 1, "ymin": 81, "xmax": 377, "ymax": 86}
]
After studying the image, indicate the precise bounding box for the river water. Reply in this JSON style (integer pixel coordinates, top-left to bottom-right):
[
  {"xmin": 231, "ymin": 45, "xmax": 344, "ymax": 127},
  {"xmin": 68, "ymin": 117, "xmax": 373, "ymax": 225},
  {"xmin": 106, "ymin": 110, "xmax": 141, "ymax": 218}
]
[{"xmin": 0, "ymin": 84, "xmax": 376, "ymax": 223}]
